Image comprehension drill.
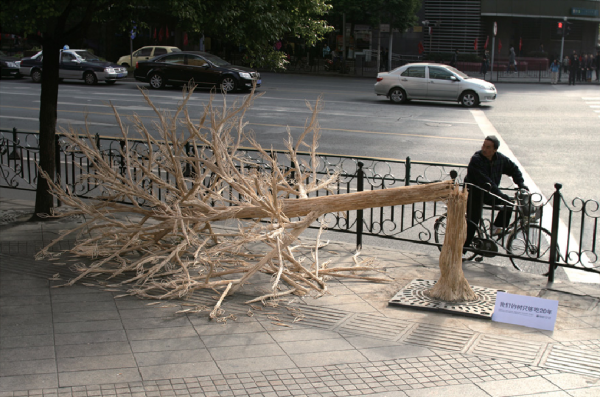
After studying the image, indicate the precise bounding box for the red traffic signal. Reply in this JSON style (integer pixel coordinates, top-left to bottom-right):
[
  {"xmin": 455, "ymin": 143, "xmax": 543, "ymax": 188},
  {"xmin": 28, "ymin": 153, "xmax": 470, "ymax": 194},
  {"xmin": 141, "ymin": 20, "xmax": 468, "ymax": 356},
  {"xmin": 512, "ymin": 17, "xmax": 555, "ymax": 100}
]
[{"xmin": 557, "ymin": 21, "xmax": 564, "ymax": 35}]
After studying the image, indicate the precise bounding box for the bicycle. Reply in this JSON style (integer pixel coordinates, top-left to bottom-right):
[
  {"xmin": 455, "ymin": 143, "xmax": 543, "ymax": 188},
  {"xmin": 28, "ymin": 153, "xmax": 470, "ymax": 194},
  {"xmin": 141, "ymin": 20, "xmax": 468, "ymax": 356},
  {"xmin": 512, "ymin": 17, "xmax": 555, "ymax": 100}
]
[{"xmin": 434, "ymin": 188, "xmax": 559, "ymax": 273}]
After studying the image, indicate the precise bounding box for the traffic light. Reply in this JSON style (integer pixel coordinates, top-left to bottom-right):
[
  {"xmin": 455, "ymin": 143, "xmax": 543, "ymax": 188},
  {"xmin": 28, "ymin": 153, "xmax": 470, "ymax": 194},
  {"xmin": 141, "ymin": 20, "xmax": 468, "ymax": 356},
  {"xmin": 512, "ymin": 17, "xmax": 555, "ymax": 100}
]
[
  {"xmin": 557, "ymin": 21, "xmax": 564, "ymax": 35},
  {"xmin": 565, "ymin": 21, "xmax": 572, "ymax": 37}
]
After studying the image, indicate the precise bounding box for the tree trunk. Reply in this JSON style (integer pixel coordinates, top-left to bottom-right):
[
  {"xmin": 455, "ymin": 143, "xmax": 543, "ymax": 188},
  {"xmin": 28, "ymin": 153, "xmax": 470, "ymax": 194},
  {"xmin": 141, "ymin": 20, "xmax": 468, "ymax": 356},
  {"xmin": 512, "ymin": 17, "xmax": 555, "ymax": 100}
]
[
  {"xmin": 427, "ymin": 185, "xmax": 476, "ymax": 302},
  {"xmin": 206, "ymin": 181, "xmax": 454, "ymax": 222},
  {"xmin": 33, "ymin": 34, "xmax": 61, "ymax": 220}
]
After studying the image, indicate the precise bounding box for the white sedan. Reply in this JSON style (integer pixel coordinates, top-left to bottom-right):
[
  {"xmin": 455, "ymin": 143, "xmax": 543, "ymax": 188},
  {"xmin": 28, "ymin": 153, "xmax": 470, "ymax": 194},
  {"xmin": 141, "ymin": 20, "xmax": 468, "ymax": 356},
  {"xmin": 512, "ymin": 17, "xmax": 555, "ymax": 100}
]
[{"xmin": 374, "ymin": 63, "xmax": 496, "ymax": 107}]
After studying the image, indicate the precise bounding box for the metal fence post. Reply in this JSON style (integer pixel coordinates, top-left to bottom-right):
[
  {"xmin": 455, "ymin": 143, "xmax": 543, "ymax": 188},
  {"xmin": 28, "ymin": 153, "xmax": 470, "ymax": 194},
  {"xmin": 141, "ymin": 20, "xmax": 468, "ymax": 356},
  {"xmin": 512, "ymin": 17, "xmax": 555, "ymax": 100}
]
[
  {"xmin": 356, "ymin": 161, "xmax": 364, "ymax": 250},
  {"xmin": 119, "ymin": 140, "xmax": 126, "ymax": 176},
  {"xmin": 405, "ymin": 156, "xmax": 411, "ymax": 186},
  {"xmin": 548, "ymin": 183, "xmax": 562, "ymax": 283},
  {"xmin": 183, "ymin": 142, "xmax": 192, "ymax": 177},
  {"xmin": 55, "ymin": 135, "xmax": 62, "ymax": 207},
  {"xmin": 9, "ymin": 127, "xmax": 21, "ymax": 160}
]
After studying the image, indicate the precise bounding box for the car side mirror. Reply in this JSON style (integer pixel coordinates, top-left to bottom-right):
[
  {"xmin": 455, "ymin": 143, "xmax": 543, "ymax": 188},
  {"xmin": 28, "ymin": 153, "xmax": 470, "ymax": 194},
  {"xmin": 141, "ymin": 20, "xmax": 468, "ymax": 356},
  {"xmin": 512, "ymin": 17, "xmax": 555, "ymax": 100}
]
[{"xmin": 450, "ymin": 75, "xmax": 458, "ymax": 81}]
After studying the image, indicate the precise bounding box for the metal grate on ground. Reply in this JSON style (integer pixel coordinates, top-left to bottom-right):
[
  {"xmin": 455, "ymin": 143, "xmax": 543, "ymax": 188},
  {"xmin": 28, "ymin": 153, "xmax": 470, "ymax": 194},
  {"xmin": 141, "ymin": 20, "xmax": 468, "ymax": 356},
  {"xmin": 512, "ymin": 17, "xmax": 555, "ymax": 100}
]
[
  {"xmin": 467, "ymin": 334, "xmax": 547, "ymax": 364},
  {"xmin": 541, "ymin": 345, "xmax": 600, "ymax": 378}
]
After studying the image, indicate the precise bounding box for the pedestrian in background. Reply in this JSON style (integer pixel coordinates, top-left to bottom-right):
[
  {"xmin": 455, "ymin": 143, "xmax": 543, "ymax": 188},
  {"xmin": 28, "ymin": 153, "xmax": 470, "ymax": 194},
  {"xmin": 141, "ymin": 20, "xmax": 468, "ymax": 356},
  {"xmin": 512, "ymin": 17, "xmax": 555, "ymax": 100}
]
[
  {"xmin": 586, "ymin": 53, "xmax": 593, "ymax": 82},
  {"xmin": 450, "ymin": 49, "xmax": 458, "ymax": 68},
  {"xmin": 507, "ymin": 46, "xmax": 517, "ymax": 73},
  {"xmin": 596, "ymin": 50, "xmax": 600, "ymax": 82},
  {"xmin": 380, "ymin": 47, "xmax": 388, "ymax": 71},
  {"xmin": 322, "ymin": 43, "xmax": 330, "ymax": 59},
  {"xmin": 549, "ymin": 59, "xmax": 560, "ymax": 84},
  {"xmin": 480, "ymin": 51, "xmax": 489, "ymax": 80},
  {"xmin": 580, "ymin": 54, "xmax": 588, "ymax": 82},
  {"xmin": 569, "ymin": 51, "xmax": 579, "ymax": 85}
]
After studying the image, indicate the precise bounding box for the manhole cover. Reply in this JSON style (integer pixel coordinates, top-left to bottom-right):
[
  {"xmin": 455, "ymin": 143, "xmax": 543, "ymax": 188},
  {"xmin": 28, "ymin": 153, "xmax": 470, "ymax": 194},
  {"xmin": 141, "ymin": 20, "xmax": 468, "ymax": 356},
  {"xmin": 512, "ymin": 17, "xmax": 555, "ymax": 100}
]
[{"xmin": 388, "ymin": 279, "xmax": 504, "ymax": 319}]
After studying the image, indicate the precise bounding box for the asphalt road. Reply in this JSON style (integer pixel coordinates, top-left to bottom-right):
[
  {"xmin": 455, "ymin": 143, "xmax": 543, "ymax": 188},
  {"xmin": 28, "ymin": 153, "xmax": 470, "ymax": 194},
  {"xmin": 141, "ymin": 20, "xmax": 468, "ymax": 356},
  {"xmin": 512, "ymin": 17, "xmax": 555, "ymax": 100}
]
[
  {"xmin": 1, "ymin": 73, "xmax": 597, "ymax": 202},
  {"xmin": 1, "ymin": 74, "xmax": 598, "ymax": 278}
]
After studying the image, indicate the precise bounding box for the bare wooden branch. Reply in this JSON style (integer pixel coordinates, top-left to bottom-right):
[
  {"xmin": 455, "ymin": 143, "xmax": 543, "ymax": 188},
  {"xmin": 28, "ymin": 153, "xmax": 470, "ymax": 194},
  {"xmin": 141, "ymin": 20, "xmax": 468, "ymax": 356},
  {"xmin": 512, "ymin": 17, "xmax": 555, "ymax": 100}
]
[{"xmin": 37, "ymin": 85, "xmax": 457, "ymax": 318}]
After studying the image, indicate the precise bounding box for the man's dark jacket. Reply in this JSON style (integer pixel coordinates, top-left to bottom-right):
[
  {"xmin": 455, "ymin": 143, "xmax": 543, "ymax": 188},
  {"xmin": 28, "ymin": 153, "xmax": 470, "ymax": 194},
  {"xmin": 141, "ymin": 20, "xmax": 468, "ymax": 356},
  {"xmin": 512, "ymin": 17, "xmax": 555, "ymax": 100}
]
[{"xmin": 465, "ymin": 150, "xmax": 525, "ymax": 200}]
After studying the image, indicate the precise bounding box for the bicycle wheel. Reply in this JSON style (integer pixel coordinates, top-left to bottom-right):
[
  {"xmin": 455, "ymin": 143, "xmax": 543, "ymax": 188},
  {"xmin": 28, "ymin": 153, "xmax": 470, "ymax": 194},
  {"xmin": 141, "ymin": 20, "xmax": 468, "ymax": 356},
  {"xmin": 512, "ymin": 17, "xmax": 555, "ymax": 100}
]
[
  {"xmin": 434, "ymin": 215, "xmax": 479, "ymax": 261},
  {"xmin": 507, "ymin": 225, "xmax": 557, "ymax": 273}
]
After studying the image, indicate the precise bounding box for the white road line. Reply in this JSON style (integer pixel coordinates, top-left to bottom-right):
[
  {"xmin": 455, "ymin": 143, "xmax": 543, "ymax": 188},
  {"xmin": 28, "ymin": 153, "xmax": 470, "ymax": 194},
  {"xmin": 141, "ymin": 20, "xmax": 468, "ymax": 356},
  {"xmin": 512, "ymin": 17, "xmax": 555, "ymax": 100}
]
[
  {"xmin": 470, "ymin": 109, "xmax": 599, "ymax": 284},
  {"xmin": 0, "ymin": 115, "xmax": 39, "ymax": 121},
  {"xmin": 0, "ymin": 115, "xmax": 115, "ymax": 126}
]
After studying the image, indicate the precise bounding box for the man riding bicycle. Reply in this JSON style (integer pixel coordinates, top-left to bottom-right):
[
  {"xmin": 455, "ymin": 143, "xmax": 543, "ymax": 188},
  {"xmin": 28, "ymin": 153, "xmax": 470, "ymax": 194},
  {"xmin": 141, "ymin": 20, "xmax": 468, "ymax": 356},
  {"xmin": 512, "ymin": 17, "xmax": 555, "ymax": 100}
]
[{"xmin": 464, "ymin": 136, "xmax": 528, "ymax": 249}]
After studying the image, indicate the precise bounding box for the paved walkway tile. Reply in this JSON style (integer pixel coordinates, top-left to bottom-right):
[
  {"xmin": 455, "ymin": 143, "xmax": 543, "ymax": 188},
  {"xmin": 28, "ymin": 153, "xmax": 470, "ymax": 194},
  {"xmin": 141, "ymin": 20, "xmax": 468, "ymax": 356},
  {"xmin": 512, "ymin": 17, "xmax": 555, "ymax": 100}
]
[
  {"xmin": 216, "ymin": 355, "xmax": 298, "ymax": 374},
  {"xmin": 476, "ymin": 376, "xmax": 561, "ymax": 396},
  {"xmin": 2, "ymin": 203, "xmax": 600, "ymax": 395},
  {"xmin": 138, "ymin": 362, "xmax": 221, "ymax": 381}
]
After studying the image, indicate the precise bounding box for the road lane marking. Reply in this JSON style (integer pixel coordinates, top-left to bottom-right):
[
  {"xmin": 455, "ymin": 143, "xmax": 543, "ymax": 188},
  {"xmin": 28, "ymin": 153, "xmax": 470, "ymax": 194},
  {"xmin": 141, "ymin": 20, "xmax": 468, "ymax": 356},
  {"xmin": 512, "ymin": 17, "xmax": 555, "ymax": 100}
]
[
  {"xmin": 0, "ymin": 115, "xmax": 116, "ymax": 127},
  {"xmin": 470, "ymin": 109, "xmax": 598, "ymax": 284}
]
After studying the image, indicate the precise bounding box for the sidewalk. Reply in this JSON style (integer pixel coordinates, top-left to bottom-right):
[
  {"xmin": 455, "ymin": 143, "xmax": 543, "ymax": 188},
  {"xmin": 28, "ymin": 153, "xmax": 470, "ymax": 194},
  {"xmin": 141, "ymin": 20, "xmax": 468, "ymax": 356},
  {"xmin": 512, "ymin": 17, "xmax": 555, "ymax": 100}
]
[{"xmin": 1, "ymin": 196, "xmax": 599, "ymax": 396}]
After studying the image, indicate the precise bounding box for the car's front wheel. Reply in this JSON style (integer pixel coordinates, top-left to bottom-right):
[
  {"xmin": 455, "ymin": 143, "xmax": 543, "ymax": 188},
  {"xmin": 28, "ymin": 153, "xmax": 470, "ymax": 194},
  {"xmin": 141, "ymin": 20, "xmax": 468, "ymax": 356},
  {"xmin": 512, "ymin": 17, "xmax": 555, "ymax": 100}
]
[
  {"xmin": 389, "ymin": 87, "xmax": 407, "ymax": 104},
  {"xmin": 84, "ymin": 72, "xmax": 98, "ymax": 85},
  {"xmin": 31, "ymin": 69, "xmax": 42, "ymax": 83},
  {"xmin": 460, "ymin": 90, "xmax": 479, "ymax": 107},
  {"xmin": 220, "ymin": 76, "xmax": 237, "ymax": 93},
  {"xmin": 149, "ymin": 73, "xmax": 165, "ymax": 89}
]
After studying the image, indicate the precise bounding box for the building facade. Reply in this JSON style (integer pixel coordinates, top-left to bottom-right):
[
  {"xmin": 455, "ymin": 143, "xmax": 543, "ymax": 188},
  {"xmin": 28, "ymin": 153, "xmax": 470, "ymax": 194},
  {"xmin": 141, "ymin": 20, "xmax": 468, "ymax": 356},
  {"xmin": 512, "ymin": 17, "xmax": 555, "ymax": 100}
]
[{"xmin": 420, "ymin": 0, "xmax": 599, "ymax": 59}]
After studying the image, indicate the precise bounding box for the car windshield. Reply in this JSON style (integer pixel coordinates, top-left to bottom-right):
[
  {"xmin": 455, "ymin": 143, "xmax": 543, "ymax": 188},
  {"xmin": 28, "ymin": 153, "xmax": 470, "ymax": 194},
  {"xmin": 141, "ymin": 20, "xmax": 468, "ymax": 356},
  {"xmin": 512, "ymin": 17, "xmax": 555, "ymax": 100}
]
[
  {"xmin": 202, "ymin": 53, "xmax": 230, "ymax": 67},
  {"xmin": 72, "ymin": 51, "xmax": 102, "ymax": 62},
  {"xmin": 444, "ymin": 65, "xmax": 469, "ymax": 79}
]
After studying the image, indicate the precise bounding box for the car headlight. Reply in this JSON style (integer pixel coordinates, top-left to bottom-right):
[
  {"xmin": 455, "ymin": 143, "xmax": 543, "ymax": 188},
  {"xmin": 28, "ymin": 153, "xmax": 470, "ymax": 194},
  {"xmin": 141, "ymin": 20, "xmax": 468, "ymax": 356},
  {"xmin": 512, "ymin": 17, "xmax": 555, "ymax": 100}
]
[
  {"xmin": 4, "ymin": 61, "xmax": 19, "ymax": 68},
  {"xmin": 239, "ymin": 72, "xmax": 251, "ymax": 79},
  {"xmin": 104, "ymin": 67, "xmax": 116, "ymax": 73}
]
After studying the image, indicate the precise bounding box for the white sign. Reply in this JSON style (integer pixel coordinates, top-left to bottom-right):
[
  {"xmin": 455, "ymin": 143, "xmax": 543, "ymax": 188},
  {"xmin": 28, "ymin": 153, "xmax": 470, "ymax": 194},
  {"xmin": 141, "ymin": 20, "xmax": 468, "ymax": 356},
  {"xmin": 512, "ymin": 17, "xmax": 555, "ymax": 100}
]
[
  {"xmin": 493, "ymin": 22, "xmax": 498, "ymax": 36},
  {"xmin": 492, "ymin": 292, "xmax": 558, "ymax": 331}
]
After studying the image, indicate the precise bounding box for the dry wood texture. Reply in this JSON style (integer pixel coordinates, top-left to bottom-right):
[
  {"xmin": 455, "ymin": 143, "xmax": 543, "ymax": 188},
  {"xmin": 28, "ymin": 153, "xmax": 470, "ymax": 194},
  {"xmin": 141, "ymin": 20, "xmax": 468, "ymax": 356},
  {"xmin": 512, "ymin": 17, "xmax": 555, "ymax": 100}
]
[
  {"xmin": 427, "ymin": 186, "xmax": 476, "ymax": 302},
  {"xmin": 36, "ymin": 86, "xmax": 464, "ymax": 317}
]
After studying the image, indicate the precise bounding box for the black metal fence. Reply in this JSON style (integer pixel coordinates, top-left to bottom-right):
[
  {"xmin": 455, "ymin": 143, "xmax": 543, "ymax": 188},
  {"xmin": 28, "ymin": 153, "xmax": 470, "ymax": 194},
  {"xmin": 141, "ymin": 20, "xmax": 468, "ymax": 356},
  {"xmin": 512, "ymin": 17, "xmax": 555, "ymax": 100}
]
[{"xmin": 1, "ymin": 128, "xmax": 598, "ymax": 281}]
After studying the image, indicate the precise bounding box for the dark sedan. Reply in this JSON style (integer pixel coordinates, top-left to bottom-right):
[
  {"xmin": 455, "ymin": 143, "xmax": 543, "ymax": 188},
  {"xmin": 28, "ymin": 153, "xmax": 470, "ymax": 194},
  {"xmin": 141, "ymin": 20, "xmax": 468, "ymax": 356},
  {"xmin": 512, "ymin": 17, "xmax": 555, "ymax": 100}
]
[
  {"xmin": 0, "ymin": 51, "xmax": 21, "ymax": 79},
  {"xmin": 19, "ymin": 49, "xmax": 128, "ymax": 85},
  {"xmin": 134, "ymin": 51, "xmax": 261, "ymax": 92}
]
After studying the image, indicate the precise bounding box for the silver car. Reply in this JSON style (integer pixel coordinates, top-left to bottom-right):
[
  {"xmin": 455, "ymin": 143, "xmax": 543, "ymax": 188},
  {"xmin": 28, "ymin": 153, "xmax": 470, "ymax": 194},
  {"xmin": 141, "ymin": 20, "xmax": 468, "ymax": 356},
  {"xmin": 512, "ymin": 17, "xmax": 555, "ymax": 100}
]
[
  {"xmin": 374, "ymin": 63, "xmax": 497, "ymax": 107},
  {"xmin": 19, "ymin": 49, "xmax": 128, "ymax": 85}
]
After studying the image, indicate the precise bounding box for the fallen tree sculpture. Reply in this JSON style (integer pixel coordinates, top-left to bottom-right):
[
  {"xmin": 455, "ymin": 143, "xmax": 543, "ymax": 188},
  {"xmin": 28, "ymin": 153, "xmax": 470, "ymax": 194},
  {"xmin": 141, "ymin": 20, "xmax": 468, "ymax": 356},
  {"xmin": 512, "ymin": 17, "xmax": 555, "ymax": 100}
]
[{"xmin": 37, "ymin": 86, "xmax": 473, "ymax": 317}]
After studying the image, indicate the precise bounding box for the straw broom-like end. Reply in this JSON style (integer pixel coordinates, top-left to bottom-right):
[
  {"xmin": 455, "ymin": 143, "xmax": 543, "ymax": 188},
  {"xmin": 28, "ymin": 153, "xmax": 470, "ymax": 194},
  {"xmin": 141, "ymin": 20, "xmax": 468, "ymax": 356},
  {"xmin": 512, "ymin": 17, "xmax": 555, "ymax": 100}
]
[{"xmin": 427, "ymin": 185, "xmax": 476, "ymax": 302}]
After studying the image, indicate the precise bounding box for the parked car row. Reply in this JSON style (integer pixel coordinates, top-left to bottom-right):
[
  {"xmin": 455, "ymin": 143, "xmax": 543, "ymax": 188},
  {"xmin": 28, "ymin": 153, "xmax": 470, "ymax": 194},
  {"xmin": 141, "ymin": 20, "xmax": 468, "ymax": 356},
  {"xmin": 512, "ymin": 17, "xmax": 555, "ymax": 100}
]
[{"xmin": 15, "ymin": 46, "xmax": 261, "ymax": 93}]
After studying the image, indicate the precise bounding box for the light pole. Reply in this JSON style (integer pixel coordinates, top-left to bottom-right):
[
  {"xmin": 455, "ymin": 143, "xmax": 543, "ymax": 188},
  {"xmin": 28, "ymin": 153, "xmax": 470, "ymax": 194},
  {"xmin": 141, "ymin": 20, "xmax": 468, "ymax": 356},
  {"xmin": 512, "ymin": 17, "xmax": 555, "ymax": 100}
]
[
  {"xmin": 558, "ymin": 17, "xmax": 567, "ymax": 83},
  {"xmin": 422, "ymin": 20, "xmax": 439, "ymax": 54}
]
